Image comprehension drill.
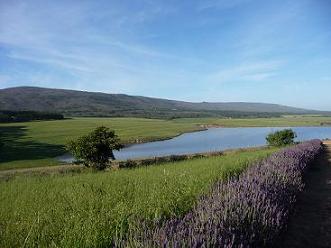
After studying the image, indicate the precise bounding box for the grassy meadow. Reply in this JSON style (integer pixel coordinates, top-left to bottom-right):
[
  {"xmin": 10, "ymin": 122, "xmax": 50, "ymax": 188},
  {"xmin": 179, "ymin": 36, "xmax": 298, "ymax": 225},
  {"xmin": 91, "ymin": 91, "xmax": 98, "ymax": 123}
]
[
  {"xmin": 0, "ymin": 118, "xmax": 201, "ymax": 170},
  {"xmin": 174, "ymin": 115, "xmax": 331, "ymax": 127},
  {"xmin": 0, "ymin": 148, "xmax": 277, "ymax": 247},
  {"xmin": 0, "ymin": 115, "xmax": 331, "ymax": 170}
]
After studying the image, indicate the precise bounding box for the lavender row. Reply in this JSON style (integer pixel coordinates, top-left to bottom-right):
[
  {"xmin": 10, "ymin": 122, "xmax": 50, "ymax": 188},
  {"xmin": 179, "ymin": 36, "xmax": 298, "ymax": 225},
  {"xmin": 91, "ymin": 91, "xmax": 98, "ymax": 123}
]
[{"xmin": 118, "ymin": 140, "xmax": 322, "ymax": 247}]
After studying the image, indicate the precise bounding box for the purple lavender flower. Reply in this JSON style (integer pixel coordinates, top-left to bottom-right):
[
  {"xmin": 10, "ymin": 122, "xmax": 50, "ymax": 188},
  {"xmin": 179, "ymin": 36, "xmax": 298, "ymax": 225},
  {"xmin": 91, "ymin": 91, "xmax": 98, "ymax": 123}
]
[{"xmin": 118, "ymin": 140, "xmax": 322, "ymax": 248}]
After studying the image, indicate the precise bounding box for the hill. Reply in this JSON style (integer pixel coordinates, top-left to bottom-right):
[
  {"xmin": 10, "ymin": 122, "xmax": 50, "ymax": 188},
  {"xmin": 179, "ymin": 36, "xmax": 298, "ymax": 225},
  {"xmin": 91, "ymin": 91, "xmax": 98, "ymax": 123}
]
[{"xmin": 0, "ymin": 86, "xmax": 321, "ymax": 118}]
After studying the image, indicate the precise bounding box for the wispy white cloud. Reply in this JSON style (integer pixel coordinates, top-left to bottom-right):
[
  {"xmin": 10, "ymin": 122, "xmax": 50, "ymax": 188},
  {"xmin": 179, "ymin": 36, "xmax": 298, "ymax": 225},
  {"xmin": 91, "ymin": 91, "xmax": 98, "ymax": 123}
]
[
  {"xmin": 206, "ymin": 60, "xmax": 284, "ymax": 83},
  {"xmin": 197, "ymin": 0, "xmax": 251, "ymax": 11},
  {"xmin": 232, "ymin": 0, "xmax": 305, "ymax": 60},
  {"xmin": 7, "ymin": 52, "xmax": 93, "ymax": 72},
  {"xmin": 88, "ymin": 35, "xmax": 200, "ymax": 62},
  {"xmin": 0, "ymin": 0, "xmax": 197, "ymax": 93}
]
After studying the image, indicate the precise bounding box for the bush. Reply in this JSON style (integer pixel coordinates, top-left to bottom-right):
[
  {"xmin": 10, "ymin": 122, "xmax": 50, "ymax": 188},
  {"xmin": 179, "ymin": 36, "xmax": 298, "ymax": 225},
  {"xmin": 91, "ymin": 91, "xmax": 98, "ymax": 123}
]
[
  {"xmin": 66, "ymin": 126, "xmax": 123, "ymax": 170},
  {"xmin": 266, "ymin": 129, "xmax": 297, "ymax": 147},
  {"xmin": 121, "ymin": 159, "xmax": 138, "ymax": 168}
]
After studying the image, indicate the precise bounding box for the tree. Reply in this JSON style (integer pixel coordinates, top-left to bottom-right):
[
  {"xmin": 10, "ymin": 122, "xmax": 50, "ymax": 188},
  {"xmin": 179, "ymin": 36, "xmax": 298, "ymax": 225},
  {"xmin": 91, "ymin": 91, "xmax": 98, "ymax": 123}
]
[
  {"xmin": 266, "ymin": 129, "xmax": 297, "ymax": 147},
  {"xmin": 66, "ymin": 126, "xmax": 123, "ymax": 170}
]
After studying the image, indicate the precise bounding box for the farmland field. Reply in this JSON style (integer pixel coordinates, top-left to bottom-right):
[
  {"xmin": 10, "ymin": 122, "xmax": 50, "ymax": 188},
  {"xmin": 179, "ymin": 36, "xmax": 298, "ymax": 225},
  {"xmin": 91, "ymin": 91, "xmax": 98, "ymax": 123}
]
[
  {"xmin": 1, "ymin": 115, "xmax": 331, "ymax": 170},
  {"xmin": 0, "ymin": 148, "xmax": 277, "ymax": 247},
  {"xmin": 1, "ymin": 1, "xmax": 330, "ymax": 246}
]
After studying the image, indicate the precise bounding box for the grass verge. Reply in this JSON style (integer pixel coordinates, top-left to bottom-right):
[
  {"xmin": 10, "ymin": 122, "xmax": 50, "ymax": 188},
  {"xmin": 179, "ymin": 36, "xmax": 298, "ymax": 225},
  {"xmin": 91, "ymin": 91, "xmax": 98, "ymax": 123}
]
[{"xmin": 0, "ymin": 147, "xmax": 277, "ymax": 247}]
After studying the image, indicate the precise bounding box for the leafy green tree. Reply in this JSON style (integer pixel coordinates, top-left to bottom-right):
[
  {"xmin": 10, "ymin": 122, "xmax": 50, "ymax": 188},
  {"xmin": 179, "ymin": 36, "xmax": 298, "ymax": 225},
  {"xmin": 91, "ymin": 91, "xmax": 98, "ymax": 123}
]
[
  {"xmin": 266, "ymin": 129, "xmax": 297, "ymax": 147},
  {"xmin": 66, "ymin": 126, "xmax": 123, "ymax": 170}
]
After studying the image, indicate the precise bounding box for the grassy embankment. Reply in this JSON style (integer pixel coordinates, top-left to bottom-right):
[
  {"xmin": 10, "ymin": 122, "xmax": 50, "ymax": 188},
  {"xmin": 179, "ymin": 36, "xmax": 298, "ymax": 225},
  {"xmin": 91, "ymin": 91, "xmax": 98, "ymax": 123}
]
[
  {"xmin": 0, "ymin": 147, "xmax": 278, "ymax": 247},
  {"xmin": 0, "ymin": 115, "xmax": 330, "ymax": 170}
]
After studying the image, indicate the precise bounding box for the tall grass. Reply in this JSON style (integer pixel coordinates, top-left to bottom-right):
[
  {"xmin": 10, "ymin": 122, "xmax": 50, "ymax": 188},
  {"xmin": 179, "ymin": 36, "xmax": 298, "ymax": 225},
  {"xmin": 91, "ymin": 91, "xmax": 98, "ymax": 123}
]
[{"xmin": 0, "ymin": 148, "xmax": 276, "ymax": 247}]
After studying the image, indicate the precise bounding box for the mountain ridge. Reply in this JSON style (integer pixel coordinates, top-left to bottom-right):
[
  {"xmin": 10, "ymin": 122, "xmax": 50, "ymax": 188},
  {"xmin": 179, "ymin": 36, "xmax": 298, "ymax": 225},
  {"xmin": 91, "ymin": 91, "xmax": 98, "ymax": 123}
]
[{"xmin": 0, "ymin": 86, "xmax": 323, "ymax": 118}]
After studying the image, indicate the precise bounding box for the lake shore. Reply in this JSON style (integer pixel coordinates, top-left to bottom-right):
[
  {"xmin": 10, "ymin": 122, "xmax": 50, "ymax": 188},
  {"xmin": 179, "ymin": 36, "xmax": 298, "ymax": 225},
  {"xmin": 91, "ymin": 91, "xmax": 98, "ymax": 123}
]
[{"xmin": 1, "ymin": 116, "xmax": 331, "ymax": 170}]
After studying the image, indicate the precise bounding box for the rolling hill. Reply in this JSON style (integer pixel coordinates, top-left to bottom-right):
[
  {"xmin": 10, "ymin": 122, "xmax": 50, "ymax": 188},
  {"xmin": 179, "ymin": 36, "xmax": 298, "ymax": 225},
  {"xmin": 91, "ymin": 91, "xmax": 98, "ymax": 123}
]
[{"xmin": 0, "ymin": 86, "xmax": 321, "ymax": 118}]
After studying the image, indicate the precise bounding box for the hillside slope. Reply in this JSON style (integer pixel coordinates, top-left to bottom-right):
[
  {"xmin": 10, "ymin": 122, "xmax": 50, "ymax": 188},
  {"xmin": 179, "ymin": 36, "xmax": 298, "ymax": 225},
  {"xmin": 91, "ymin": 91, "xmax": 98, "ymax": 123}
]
[{"xmin": 0, "ymin": 86, "xmax": 316, "ymax": 118}]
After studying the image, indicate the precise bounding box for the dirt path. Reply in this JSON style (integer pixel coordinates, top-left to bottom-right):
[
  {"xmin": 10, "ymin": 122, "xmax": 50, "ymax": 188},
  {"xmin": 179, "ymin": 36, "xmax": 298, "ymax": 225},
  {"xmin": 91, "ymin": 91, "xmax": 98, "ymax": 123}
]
[{"xmin": 278, "ymin": 141, "xmax": 331, "ymax": 248}]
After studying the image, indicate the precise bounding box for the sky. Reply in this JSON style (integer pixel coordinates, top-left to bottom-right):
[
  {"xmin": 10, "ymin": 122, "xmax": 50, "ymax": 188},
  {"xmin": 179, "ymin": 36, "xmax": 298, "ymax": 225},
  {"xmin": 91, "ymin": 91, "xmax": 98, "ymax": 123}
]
[{"xmin": 0, "ymin": 0, "xmax": 330, "ymax": 110}]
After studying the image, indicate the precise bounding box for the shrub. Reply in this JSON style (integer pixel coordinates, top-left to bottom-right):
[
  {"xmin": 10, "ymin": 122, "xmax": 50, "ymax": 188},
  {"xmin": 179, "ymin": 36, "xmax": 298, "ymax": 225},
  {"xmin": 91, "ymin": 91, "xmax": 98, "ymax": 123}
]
[
  {"xmin": 122, "ymin": 159, "xmax": 138, "ymax": 168},
  {"xmin": 66, "ymin": 126, "xmax": 123, "ymax": 170},
  {"xmin": 168, "ymin": 154, "xmax": 187, "ymax": 162},
  {"xmin": 266, "ymin": 129, "xmax": 297, "ymax": 147}
]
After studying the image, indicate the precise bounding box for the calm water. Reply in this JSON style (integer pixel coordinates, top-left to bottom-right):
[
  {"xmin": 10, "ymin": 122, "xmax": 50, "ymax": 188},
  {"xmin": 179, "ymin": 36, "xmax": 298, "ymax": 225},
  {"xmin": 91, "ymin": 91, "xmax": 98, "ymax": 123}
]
[{"xmin": 57, "ymin": 127, "xmax": 331, "ymax": 163}]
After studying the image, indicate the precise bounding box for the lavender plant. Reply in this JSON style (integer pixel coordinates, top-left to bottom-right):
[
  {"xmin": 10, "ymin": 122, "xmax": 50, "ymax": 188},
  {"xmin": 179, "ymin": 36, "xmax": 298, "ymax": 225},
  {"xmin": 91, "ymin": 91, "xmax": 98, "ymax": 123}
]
[{"xmin": 118, "ymin": 140, "xmax": 322, "ymax": 248}]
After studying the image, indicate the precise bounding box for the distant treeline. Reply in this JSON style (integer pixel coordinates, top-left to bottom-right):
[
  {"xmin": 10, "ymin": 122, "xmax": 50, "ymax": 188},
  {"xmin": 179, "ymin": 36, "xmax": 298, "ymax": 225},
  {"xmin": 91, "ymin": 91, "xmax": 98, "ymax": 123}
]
[
  {"xmin": 65, "ymin": 109, "xmax": 284, "ymax": 119},
  {"xmin": 0, "ymin": 110, "xmax": 64, "ymax": 123}
]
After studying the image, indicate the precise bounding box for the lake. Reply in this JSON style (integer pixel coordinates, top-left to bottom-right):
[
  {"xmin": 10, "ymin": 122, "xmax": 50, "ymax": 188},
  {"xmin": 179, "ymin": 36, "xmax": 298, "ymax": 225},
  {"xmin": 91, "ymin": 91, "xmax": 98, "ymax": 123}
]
[{"xmin": 57, "ymin": 126, "xmax": 331, "ymax": 163}]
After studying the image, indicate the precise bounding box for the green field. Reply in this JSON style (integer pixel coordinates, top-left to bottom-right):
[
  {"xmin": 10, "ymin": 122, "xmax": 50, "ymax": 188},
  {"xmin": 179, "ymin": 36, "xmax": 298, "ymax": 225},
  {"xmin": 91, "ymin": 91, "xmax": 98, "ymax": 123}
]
[
  {"xmin": 0, "ymin": 118, "xmax": 202, "ymax": 170},
  {"xmin": 0, "ymin": 115, "xmax": 330, "ymax": 170},
  {"xmin": 174, "ymin": 115, "xmax": 331, "ymax": 127},
  {"xmin": 0, "ymin": 148, "xmax": 277, "ymax": 247}
]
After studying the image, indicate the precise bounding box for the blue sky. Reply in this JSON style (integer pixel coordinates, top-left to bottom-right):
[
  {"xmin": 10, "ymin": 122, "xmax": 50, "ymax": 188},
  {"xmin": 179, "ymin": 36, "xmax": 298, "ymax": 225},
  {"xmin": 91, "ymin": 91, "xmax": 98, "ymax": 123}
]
[{"xmin": 0, "ymin": 0, "xmax": 330, "ymax": 110}]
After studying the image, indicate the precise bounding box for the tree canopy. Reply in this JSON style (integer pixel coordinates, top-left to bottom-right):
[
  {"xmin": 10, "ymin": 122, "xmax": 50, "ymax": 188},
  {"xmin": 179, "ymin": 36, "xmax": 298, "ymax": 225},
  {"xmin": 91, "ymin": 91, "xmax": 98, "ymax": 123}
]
[
  {"xmin": 66, "ymin": 126, "xmax": 123, "ymax": 170},
  {"xmin": 266, "ymin": 129, "xmax": 297, "ymax": 147}
]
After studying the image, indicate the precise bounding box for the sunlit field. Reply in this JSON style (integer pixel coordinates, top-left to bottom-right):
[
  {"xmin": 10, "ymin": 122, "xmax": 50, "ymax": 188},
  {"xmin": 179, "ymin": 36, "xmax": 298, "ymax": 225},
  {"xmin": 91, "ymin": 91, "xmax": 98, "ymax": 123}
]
[{"xmin": 1, "ymin": 115, "xmax": 330, "ymax": 170}]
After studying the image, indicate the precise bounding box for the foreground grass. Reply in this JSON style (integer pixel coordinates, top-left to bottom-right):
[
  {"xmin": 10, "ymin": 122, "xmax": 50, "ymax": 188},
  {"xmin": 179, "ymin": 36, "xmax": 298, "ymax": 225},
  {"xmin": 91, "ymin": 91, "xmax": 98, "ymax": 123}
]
[
  {"xmin": 1, "ymin": 115, "xmax": 330, "ymax": 170},
  {"xmin": 0, "ymin": 148, "xmax": 277, "ymax": 247}
]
